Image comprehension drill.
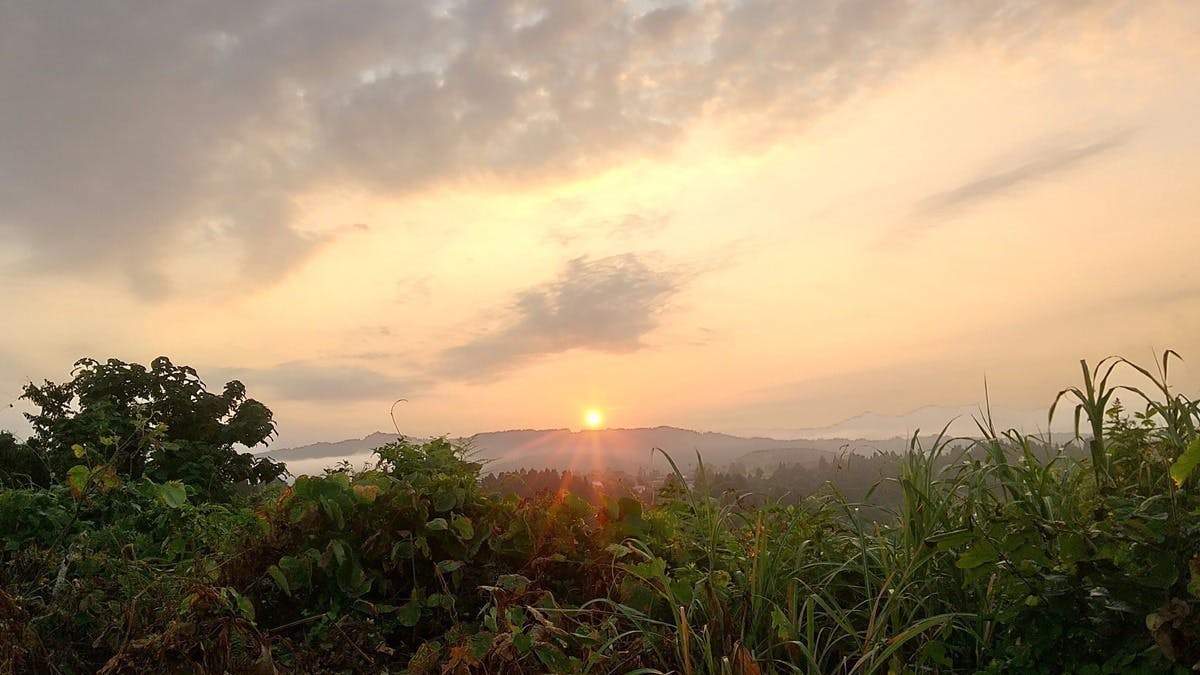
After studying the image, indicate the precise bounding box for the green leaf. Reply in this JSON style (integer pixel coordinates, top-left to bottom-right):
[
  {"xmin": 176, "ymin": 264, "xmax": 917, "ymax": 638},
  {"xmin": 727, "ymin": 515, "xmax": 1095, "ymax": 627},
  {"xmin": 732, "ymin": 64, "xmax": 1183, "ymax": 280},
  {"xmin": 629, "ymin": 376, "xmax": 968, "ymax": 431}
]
[
  {"xmin": 98, "ymin": 468, "xmax": 122, "ymax": 492},
  {"xmin": 605, "ymin": 543, "xmax": 632, "ymax": 559},
  {"xmin": 436, "ymin": 559, "xmax": 464, "ymax": 574},
  {"xmin": 425, "ymin": 593, "xmax": 455, "ymax": 609},
  {"xmin": 158, "ymin": 481, "xmax": 188, "ymax": 508},
  {"xmin": 267, "ymin": 565, "xmax": 291, "ymax": 596},
  {"xmin": 955, "ymin": 542, "xmax": 997, "ymax": 569},
  {"xmin": 1188, "ymin": 558, "xmax": 1200, "ymax": 599},
  {"xmin": 626, "ymin": 556, "xmax": 668, "ymax": 581},
  {"xmin": 66, "ymin": 465, "xmax": 90, "ymax": 498},
  {"xmin": 426, "ymin": 517, "xmax": 449, "ymax": 531},
  {"xmin": 1059, "ymin": 532, "xmax": 1089, "ymax": 563},
  {"xmin": 398, "ymin": 600, "xmax": 422, "ymax": 627},
  {"xmin": 433, "ymin": 490, "xmax": 456, "ymax": 512},
  {"xmin": 468, "ymin": 633, "xmax": 493, "ymax": 659},
  {"xmin": 1169, "ymin": 438, "xmax": 1200, "ymax": 486},
  {"xmin": 617, "ymin": 497, "xmax": 642, "ymax": 521},
  {"xmin": 669, "ymin": 578, "xmax": 695, "ymax": 605},
  {"xmin": 925, "ymin": 528, "xmax": 973, "ymax": 550},
  {"xmin": 71, "ymin": 444, "xmax": 87, "ymax": 459},
  {"xmin": 451, "ymin": 514, "xmax": 474, "ymax": 539},
  {"xmin": 507, "ymin": 606, "xmax": 528, "ymax": 627},
  {"xmin": 236, "ymin": 594, "xmax": 256, "ymax": 621},
  {"xmin": 496, "ymin": 574, "xmax": 530, "ymax": 593}
]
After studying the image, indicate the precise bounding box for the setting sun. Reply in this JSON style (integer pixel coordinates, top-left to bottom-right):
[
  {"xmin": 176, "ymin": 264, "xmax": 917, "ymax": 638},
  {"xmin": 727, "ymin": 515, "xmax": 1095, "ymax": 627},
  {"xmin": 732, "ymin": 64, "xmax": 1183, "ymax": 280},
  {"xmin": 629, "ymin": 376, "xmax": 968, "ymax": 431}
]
[{"xmin": 583, "ymin": 409, "xmax": 604, "ymax": 429}]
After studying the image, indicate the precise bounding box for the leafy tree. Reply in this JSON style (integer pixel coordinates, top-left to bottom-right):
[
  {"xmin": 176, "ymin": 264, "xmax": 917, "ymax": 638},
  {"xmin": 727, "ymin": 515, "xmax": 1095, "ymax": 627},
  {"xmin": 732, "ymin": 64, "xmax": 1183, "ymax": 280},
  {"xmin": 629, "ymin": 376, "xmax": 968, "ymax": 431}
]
[
  {"xmin": 20, "ymin": 356, "xmax": 284, "ymax": 500},
  {"xmin": 0, "ymin": 430, "xmax": 51, "ymax": 488}
]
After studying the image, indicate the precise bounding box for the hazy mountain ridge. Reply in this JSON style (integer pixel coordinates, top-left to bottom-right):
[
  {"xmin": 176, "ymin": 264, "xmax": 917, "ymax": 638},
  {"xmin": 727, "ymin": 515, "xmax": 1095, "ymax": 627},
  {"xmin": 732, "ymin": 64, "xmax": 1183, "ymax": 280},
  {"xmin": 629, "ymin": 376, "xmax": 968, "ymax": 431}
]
[
  {"xmin": 744, "ymin": 404, "xmax": 1071, "ymax": 440},
  {"xmin": 260, "ymin": 406, "xmax": 1078, "ymax": 476},
  {"xmin": 467, "ymin": 426, "xmax": 837, "ymax": 474},
  {"xmin": 261, "ymin": 427, "xmax": 920, "ymax": 477}
]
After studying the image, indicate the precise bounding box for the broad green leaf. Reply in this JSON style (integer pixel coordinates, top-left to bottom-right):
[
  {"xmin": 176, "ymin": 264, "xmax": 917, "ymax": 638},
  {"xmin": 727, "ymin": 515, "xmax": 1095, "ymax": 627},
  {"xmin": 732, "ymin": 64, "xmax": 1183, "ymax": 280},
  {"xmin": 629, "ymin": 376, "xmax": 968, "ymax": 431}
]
[
  {"xmin": 451, "ymin": 514, "xmax": 474, "ymax": 540},
  {"xmin": 433, "ymin": 490, "xmax": 456, "ymax": 512},
  {"xmin": 1059, "ymin": 532, "xmax": 1089, "ymax": 563},
  {"xmin": 71, "ymin": 444, "xmax": 87, "ymax": 459},
  {"xmin": 507, "ymin": 606, "xmax": 528, "ymax": 627},
  {"xmin": 495, "ymin": 574, "xmax": 530, "ymax": 593},
  {"xmin": 618, "ymin": 497, "xmax": 642, "ymax": 521},
  {"xmin": 955, "ymin": 542, "xmax": 997, "ymax": 569},
  {"xmin": 426, "ymin": 517, "xmax": 449, "ymax": 531},
  {"xmin": 66, "ymin": 465, "xmax": 90, "ymax": 498},
  {"xmin": 669, "ymin": 578, "xmax": 695, "ymax": 605},
  {"xmin": 1169, "ymin": 438, "xmax": 1200, "ymax": 486},
  {"xmin": 605, "ymin": 543, "xmax": 632, "ymax": 558},
  {"xmin": 513, "ymin": 630, "xmax": 532, "ymax": 654},
  {"xmin": 425, "ymin": 593, "xmax": 455, "ymax": 609},
  {"xmin": 626, "ymin": 556, "xmax": 668, "ymax": 581},
  {"xmin": 468, "ymin": 633, "xmax": 493, "ymax": 659},
  {"xmin": 158, "ymin": 482, "xmax": 188, "ymax": 508},
  {"xmin": 98, "ymin": 468, "xmax": 122, "ymax": 492},
  {"xmin": 398, "ymin": 600, "xmax": 422, "ymax": 627},
  {"xmin": 436, "ymin": 559, "xmax": 464, "ymax": 574}
]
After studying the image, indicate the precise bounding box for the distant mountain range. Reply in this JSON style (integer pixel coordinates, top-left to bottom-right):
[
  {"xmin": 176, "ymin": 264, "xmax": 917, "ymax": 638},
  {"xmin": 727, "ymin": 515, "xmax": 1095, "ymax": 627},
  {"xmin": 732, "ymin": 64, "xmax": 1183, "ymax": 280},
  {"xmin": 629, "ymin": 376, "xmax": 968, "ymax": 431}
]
[
  {"xmin": 740, "ymin": 404, "xmax": 1068, "ymax": 440},
  {"xmin": 259, "ymin": 405, "xmax": 1075, "ymax": 477},
  {"xmin": 260, "ymin": 427, "xmax": 848, "ymax": 476},
  {"xmin": 259, "ymin": 428, "xmax": 931, "ymax": 477}
]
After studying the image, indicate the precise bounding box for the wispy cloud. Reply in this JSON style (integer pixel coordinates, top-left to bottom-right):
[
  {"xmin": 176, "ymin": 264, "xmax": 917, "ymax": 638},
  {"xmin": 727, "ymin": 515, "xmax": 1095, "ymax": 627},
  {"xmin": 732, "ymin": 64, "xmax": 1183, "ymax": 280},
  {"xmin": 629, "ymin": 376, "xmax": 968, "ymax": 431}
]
[
  {"xmin": 881, "ymin": 131, "xmax": 1134, "ymax": 246},
  {"xmin": 211, "ymin": 362, "xmax": 424, "ymax": 403},
  {"xmin": 546, "ymin": 210, "xmax": 672, "ymax": 247},
  {"xmin": 917, "ymin": 132, "xmax": 1133, "ymax": 217},
  {"xmin": 435, "ymin": 253, "xmax": 683, "ymax": 380}
]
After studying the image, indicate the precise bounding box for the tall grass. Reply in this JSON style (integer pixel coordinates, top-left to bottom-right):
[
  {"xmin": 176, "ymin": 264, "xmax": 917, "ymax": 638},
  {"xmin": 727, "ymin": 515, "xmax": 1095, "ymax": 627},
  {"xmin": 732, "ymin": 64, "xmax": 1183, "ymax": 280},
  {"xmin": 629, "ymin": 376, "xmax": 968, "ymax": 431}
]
[{"xmin": 593, "ymin": 351, "xmax": 1200, "ymax": 673}]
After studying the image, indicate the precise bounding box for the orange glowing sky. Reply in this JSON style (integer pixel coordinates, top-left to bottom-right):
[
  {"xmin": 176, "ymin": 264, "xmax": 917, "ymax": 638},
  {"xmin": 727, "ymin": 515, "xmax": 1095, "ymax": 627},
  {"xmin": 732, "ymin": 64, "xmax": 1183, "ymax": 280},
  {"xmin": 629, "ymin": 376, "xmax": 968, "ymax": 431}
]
[{"xmin": 1, "ymin": 1, "xmax": 1199, "ymax": 445}]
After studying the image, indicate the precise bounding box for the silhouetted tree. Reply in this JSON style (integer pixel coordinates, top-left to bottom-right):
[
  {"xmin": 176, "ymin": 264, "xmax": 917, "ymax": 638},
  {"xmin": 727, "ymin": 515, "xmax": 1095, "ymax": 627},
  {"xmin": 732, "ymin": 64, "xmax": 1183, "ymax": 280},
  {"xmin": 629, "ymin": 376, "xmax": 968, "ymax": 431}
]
[
  {"xmin": 0, "ymin": 430, "xmax": 50, "ymax": 488},
  {"xmin": 21, "ymin": 357, "xmax": 284, "ymax": 500}
]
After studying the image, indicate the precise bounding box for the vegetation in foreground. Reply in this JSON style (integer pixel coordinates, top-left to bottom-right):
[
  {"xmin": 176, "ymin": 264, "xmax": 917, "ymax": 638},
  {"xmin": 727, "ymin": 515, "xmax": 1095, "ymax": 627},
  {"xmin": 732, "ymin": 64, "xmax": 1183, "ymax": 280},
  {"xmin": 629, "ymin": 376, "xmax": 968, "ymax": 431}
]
[{"xmin": 2, "ymin": 354, "xmax": 1200, "ymax": 674}]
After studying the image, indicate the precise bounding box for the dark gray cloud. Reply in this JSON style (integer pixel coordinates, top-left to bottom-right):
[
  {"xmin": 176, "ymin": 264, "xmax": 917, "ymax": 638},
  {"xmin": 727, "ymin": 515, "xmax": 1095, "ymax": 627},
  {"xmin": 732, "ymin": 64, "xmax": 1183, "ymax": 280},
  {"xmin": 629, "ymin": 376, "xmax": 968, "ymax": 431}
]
[
  {"xmin": 436, "ymin": 253, "xmax": 682, "ymax": 380},
  {"xmin": 211, "ymin": 362, "xmax": 425, "ymax": 402},
  {"xmin": 0, "ymin": 1, "xmax": 1125, "ymax": 296}
]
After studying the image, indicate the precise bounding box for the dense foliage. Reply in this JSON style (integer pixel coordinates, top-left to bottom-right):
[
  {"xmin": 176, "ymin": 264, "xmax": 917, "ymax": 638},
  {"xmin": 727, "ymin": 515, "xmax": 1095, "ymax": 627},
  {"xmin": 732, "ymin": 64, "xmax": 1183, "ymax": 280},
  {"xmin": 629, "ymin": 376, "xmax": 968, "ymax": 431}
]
[
  {"xmin": 15, "ymin": 357, "xmax": 284, "ymax": 500},
  {"xmin": 2, "ymin": 353, "xmax": 1200, "ymax": 673}
]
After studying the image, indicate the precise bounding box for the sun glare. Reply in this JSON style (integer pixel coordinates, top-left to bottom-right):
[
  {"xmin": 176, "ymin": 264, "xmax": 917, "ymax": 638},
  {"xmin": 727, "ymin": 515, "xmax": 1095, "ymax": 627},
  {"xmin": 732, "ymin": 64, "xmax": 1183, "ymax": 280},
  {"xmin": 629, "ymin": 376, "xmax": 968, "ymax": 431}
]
[{"xmin": 583, "ymin": 409, "xmax": 604, "ymax": 429}]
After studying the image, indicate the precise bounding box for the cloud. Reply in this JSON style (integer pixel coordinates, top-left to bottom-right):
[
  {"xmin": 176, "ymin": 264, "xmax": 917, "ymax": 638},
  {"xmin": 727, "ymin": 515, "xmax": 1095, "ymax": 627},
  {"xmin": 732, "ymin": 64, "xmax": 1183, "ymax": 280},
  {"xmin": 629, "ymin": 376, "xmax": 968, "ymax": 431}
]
[
  {"xmin": 546, "ymin": 210, "xmax": 671, "ymax": 247},
  {"xmin": 879, "ymin": 131, "xmax": 1134, "ymax": 246},
  {"xmin": 211, "ymin": 362, "xmax": 424, "ymax": 402},
  {"xmin": 436, "ymin": 253, "xmax": 683, "ymax": 380},
  {"xmin": 0, "ymin": 1, "xmax": 1127, "ymax": 296},
  {"xmin": 917, "ymin": 132, "xmax": 1133, "ymax": 217}
]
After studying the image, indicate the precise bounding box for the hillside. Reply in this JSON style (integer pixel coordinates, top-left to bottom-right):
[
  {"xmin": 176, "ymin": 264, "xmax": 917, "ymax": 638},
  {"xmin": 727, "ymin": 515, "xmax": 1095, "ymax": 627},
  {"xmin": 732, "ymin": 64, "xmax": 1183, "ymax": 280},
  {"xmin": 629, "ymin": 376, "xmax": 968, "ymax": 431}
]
[{"xmin": 261, "ymin": 426, "xmax": 874, "ymax": 475}]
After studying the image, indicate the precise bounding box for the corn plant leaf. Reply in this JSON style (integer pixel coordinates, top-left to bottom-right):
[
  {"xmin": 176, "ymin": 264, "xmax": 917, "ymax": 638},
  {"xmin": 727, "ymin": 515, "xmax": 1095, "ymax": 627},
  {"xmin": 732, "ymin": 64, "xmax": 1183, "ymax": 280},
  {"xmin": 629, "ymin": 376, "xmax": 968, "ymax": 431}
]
[{"xmin": 1169, "ymin": 438, "xmax": 1200, "ymax": 486}]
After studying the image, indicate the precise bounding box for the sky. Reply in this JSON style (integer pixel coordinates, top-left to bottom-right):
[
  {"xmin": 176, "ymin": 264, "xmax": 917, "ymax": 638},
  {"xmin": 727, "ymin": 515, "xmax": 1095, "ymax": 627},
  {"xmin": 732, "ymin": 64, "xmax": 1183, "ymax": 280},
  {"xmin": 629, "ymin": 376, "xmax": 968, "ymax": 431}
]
[{"xmin": 2, "ymin": 0, "xmax": 1199, "ymax": 446}]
